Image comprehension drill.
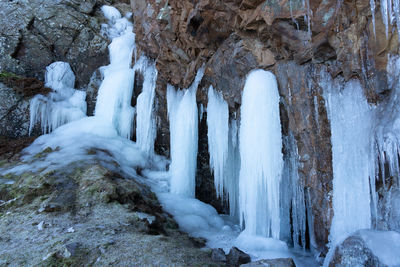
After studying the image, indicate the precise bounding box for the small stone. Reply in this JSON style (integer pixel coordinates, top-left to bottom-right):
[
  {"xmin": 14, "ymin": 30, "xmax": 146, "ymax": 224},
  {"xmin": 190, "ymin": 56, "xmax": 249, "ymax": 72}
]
[
  {"xmin": 38, "ymin": 221, "xmax": 44, "ymax": 231},
  {"xmin": 66, "ymin": 227, "xmax": 75, "ymax": 233},
  {"xmin": 211, "ymin": 248, "xmax": 227, "ymax": 262},
  {"xmin": 65, "ymin": 242, "xmax": 81, "ymax": 257},
  {"xmin": 226, "ymin": 247, "xmax": 251, "ymax": 267},
  {"xmin": 240, "ymin": 258, "xmax": 296, "ymax": 267}
]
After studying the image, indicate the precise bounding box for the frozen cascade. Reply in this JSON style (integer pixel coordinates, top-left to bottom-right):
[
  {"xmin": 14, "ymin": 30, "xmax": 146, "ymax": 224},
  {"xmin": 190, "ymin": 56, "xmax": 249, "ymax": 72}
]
[
  {"xmin": 239, "ymin": 70, "xmax": 283, "ymax": 239},
  {"xmin": 3, "ymin": 6, "xmax": 156, "ymax": 178},
  {"xmin": 29, "ymin": 62, "xmax": 87, "ymax": 135},
  {"xmin": 207, "ymin": 85, "xmax": 229, "ymax": 199},
  {"xmin": 94, "ymin": 9, "xmax": 136, "ymax": 139},
  {"xmin": 135, "ymin": 57, "xmax": 158, "ymax": 157},
  {"xmin": 167, "ymin": 68, "xmax": 204, "ymax": 197},
  {"xmin": 323, "ymin": 75, "xmax": 375, "ymax": 247}
]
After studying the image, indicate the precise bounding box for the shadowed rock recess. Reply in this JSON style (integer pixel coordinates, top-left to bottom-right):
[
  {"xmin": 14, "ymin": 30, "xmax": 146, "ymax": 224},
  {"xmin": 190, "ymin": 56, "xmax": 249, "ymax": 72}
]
[{"xmin": 1, "ymin": 0, "xmax": 400, "ymax": 265}]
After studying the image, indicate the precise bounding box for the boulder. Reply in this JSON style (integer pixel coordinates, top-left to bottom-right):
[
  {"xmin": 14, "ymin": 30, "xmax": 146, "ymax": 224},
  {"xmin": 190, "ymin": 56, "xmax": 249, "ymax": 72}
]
[
  {"xmin": 211, "ymin": 248, "xmax": 227, "ymax": 262},
  {"xmin": 227, "ymin": 247, "xmax": 251, "ymax": 267}
]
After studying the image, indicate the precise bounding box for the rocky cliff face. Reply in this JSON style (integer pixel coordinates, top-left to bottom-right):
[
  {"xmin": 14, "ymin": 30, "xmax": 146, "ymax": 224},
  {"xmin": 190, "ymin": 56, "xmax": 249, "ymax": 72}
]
[{"xmin": 130, "ymin": 0, "xmax": 400, "ymax": 254}]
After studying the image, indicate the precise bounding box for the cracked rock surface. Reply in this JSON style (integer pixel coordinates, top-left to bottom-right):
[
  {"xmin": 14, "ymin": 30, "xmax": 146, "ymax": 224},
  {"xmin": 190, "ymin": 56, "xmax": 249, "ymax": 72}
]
[{"xmin": 0, "ymin": 0, "xmax": 113, "ymax": 88}]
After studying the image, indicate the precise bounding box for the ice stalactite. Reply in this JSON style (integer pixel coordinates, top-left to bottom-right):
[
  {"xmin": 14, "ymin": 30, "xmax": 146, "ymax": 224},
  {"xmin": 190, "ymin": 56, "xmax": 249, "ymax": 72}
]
[
  {"xmin": 239, "ymin": 70, "xmax": 283, "ymax": 239},
  {"xmin": 371, "ymin": 0, "xmax": 377, "ymax": 37},
  {"xmin": 207, "ymin": 85, "xmax": 229, "ymax": 199},
  {"xmin": 381, "ymin": 0, "xmax": 390, "ymax": 38},
  {"xmin": 375, "ymin": 56, "xmax": 400, "ymax": 188},
  {"xmin": 29, "ymin": 62, "xmax": 87, "ymax": 135},
  {"xmin": 94, "ymin": 8, "xmax": 136, "ymax": 139},
  {"xmin": 280, "ymin": 133, "xmax": 307, "ymax": 249},
  {"xmin": 323, "ymin": 73, "xmax": 375, "ymax": 247},
  {"xmin": 135, "ymin": 57, "xmax": 158, "ymax": 157},
  {"xmin": 226, "ymin": 119, "xmax": 240, "ymax": 218},
  {"xmin": 167, "ymin": 68, "xmax": 204, "ymax": 197}
]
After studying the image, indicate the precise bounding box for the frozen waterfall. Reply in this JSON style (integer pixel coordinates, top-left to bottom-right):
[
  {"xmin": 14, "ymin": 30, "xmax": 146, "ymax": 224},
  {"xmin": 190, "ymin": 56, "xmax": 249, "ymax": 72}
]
[
  {"xmin": 94, "ymin": 8, "xmax": 136, "ymax": 139},
  {"xmin": 167, "ymin": 68, "xmax": 204, "ymax": 197},
  {"xmin": 239, "ymin": 70, "xmax": 283, "ymax": 239}
]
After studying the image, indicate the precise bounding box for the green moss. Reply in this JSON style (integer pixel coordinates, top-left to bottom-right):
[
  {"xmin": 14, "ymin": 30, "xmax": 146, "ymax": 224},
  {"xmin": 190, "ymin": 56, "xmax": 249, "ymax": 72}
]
[{"xmin": 0, "ymin": 72, "xmax": 20, "ymax": 79}]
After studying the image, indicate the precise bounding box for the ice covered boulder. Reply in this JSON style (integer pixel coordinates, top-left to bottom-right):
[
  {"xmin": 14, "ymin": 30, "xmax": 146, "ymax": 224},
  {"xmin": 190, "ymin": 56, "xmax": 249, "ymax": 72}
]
[{"xmin": 328, "ymin": 230, "xmax": 400, "ymax": 267}]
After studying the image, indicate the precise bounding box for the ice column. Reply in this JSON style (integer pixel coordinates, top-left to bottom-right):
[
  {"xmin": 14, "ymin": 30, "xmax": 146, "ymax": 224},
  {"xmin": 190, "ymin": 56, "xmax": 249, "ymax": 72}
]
[
  {"xmin": 168, "ymin": 69, "xmax": 204, "ymax": 197},
  {"xmin": 135, "ymin": 57, "xmax": 158, "ymax": 157},
  {"xmin": 239, "ymin": 69, "xmax": 283, "ymax": 238}
]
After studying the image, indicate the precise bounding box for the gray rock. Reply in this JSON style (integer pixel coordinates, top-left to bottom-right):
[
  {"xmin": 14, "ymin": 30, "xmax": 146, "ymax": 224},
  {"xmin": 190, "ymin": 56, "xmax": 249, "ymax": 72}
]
[
  {"xmin": 240, "ymin": 258, "xmax": 296, "ymax": 267},
  {"xmin": 86, "ymin": 68, "xmax": 103, "ymax": 116},
  {"xmin": 0, "ymin": 0, "xmax": 110, "ymax": 88},
  {"xmin": 211, "ymin": 248, "xmax": 227, "ymax": 262},
  {"xmin": 227, "ymin": 247, "xmax": 251, "ymax": 267},
  {"xmin": 0, "ymin": 83, "xmax": 30, "ymax": 137}
]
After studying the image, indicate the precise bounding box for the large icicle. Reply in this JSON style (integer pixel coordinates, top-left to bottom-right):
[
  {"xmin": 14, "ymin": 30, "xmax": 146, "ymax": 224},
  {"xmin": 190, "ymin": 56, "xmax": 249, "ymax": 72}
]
[
  {"xmin": 207, "ymin": 85, "xmax": 229, "ymax": 199},
  {"xmin": 29, "ymin": 62, "xmax": 87, "ymax": 135},
  {"xmin": 168, "ymin": 68, "xmax": 204, "ymax": 197},
  {"xmin": 239, "ymin": 69, "xmax": 283, "ymax": 239},
  {"xmin": 381, "ymin": 0, "xmax": 390, "ymax": 38},
  {"xmin": 135, "ymin": 57, "xmax": 158, "ymax": 157},
  {"xmin": 323, "ymin": 74, "xmax": 375, "ymax": 246}
]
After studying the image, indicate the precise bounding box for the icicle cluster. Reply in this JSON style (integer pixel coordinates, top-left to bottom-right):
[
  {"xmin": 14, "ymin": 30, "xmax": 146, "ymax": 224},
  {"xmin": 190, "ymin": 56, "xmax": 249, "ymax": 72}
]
[
  {"xmin": 167, "ymin": 68, "xmax": 204, "ymax": 197},
  {"xmin": 206, "ymin": 86, "xmax": 240, "ymax": 217},
  {"xmin": 239, "ymin": 70, "xmax": 283, "ymax": 239},
  {"xmin": 375, "ymin": 56, "xmax": 400, "ymax": 187},
  {"xmin": 280, "ymin": 133, "xmax": 307, "ymax": 249},
  {"xmin": 323, "ymin": 75, "xmax": 375, "ymax": 246},
  {"xmin": 29, "ymin": 62, "xmax": 87, "ymax": 135},
  {"xmin": 323, "ymin": 56, "xmax": 400, "ymax": 251},
  {"xmin": 369, "ymin": 0, "xmax": 400, "ymax": 40}
]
